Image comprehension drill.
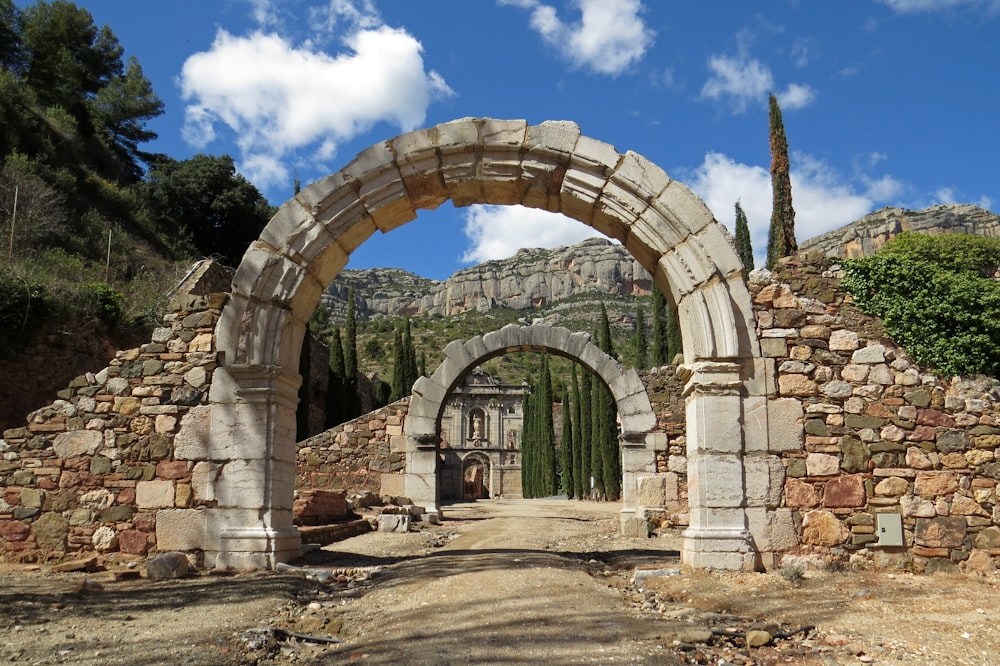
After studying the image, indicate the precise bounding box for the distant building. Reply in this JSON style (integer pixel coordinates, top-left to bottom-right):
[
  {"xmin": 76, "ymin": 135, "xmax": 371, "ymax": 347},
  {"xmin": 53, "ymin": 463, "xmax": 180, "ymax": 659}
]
[{"xmin": 438, "ymin": 368, "xmax": 526, "ymax": 500}]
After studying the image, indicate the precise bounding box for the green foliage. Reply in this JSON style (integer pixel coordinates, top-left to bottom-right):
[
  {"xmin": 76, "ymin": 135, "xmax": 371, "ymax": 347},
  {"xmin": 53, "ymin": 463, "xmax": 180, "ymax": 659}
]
[
  {"xmin": 80, "ymin": 281, "xmax": 123, "ymax": 324},
  {"xmin": 841, "ymin": 233, "xmax": 1000, "ymax": 378},
  {"xmin": 734, "ymin": 200, "xmax": 754, "ymax": 271},
  {"xmin": 0, "ymin": 268, "xmax": 48, "ymax": 356},
  {"xmin": 650, "ymin": 283, "xmax": 667, "ymax": 366}
]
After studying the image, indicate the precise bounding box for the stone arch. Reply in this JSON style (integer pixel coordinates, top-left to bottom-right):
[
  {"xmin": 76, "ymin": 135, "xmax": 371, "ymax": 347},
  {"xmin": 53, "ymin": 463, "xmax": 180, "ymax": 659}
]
[
  {"xmin": 404, "ymin": 324, "xmax": 659, "ymax": 531},
  {"xmin": 204, "ymin": 117, "xmax": 767, "ymax": 571}
]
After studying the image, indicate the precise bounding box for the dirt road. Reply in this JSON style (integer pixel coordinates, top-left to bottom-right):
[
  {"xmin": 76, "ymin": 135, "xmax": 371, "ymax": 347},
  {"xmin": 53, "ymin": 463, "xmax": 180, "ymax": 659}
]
[{"xmin": 3, "ymin": 498, "xmax": 999, "ymax": 665}]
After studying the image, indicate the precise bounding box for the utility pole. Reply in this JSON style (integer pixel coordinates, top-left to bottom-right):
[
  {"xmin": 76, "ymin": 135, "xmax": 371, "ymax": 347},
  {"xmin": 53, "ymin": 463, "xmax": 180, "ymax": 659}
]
[{"xmin": 7, "ymin": 185, "xmax": 17, "ymax": 262}]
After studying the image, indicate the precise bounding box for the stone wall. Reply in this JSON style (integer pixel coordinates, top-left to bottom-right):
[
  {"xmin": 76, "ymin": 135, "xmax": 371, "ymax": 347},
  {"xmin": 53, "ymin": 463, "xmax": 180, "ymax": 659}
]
[
  {"xmin": 755, "ymin": 256, "xmax": 1000, "ymax": 573},
  {"xmin": 295, "ymin": 400, "xmax": 409, "ymax": 497},
  {"xmin": 0, "ymin": 287, "xmax": 223, "ymax": 562}
]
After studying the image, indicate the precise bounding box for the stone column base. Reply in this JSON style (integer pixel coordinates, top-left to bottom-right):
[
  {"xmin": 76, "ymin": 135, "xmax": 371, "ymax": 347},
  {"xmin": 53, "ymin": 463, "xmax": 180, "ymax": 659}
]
[
  {"xmin": 212, "ymin": 526, "xmax": 302, "ymax": 570},
  {"xmin": 681, "ymin": 527, "xmax": 757, "ymax": 571},
  {"xmin": 620, "ymin": 508, "xmax": 649, "ymax": 538}
]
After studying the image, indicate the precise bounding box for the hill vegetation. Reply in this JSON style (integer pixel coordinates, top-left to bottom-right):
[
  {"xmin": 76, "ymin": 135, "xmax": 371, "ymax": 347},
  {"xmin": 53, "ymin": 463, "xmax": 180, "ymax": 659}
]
[{"xmin": 0, "ymin": 0, "xmax": 274, "ymax": 358}]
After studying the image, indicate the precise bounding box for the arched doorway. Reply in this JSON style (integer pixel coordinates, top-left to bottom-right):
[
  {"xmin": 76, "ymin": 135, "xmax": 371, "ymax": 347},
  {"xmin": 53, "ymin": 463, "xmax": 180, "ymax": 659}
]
[
  {"xmin": 462, "ymin": 453, "xmax": 491, "ymax": 500},
  {"xmin": 204, "ymin": 117, "xmax": 768, "ymax": 571}
]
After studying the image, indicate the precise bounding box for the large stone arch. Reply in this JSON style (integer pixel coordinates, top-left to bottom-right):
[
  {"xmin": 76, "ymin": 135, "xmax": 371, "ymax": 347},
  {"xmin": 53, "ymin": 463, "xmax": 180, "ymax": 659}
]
[
  {"xmin": 404, "ymin": 324, "xmax": 659, "ymax": 533},
  {"xmin": 204, "ymin": 117, "xmax": 768, "ymax": 571}
]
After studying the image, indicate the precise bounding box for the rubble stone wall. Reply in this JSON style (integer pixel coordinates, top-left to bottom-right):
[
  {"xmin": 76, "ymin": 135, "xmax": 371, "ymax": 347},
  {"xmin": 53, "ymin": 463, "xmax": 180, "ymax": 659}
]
[
  {"xmin": 295, "ymin": 400, "xmax": 408, "ymax": 496},
  {"xmin": 0, "ymin": 290, "xmax": 223, "ymax": 563}
]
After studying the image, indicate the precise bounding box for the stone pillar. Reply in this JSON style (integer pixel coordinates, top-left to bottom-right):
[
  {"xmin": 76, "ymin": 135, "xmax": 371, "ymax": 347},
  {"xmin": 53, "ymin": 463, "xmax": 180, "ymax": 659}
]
[
  {"xmin": 403, "ymin": 435, "xmax": 441, "ymax": 518},
  {"xmin": 680, "ymin": 361, "xmax": 756, "ymax": 570},
  {"xmin": 204, "ymin": 365, "xmax": 302, "ymax": 569},
  {"xmin": 619, "ymin": 431, "xmax": 658, "ymax": 537}
]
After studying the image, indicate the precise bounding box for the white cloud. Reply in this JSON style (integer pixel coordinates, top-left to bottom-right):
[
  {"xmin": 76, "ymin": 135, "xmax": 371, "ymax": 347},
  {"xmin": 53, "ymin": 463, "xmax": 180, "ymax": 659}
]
[
  {"xmin": 700, "ymin": 54, "xmax": 815, "ymax": 113},
  {"xmin": 460, "ymin": 204, "xmax": 608, "ymax": 264},
  {"xmin": 500, "ymin": 0, "xmax": 654, "ymax": 76},
  {"xmin": 881, "ymin": 0, "xmax": 1000, "ymax": 13},
  {"xmin": 179, "ymin": 3, "xmax": 452, "ymax": 190},
  {"xmin": 684, "ymin": 152, "xmax": 885, "ymax": 268}
]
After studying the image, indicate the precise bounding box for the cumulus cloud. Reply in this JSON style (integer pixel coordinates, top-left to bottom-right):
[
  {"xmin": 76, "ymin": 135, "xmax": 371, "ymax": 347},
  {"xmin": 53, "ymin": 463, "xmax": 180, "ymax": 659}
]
[
  {"xmin": 460, "ymin": 204, "xmax": 608, "ymax": 264},
  {"xmin": 500, "ymin": 0, "xmax": 654, "ymax": 76},
  {"xmin": 683, "ymin": 152, "xmax": 887, "ymax": 268},
  {"xmin": 179, "ymin": 1, "xmax": 452, "ymax": 190},
  {"xmin": 700, "ymin": 54, "xmax": 815, "ymax": 113}
]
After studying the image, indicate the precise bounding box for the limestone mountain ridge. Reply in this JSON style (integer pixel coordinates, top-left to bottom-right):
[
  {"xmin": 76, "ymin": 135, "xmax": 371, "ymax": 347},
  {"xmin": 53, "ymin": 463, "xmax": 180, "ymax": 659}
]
[
  {"xmin": 323, "ymin": 237, "xmax": 651, "ymax": 323},
  {"xmin": 799, "ymin": 203, "xmax": 1000, "ymax": 259}
]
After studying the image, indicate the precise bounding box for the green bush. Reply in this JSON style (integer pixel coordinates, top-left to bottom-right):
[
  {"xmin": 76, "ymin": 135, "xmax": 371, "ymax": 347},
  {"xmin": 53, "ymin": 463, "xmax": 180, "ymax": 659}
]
[
  {"xmin": 841, "ymin": 233, "xmax": 1000, "ymax": 378},
  {"xmin": 81, "ymin": 282, "xmax": 125, "ymax": 325},
  {"xmin": 0, "ymin": 268, "xmax": 50, "ymax": 357}
]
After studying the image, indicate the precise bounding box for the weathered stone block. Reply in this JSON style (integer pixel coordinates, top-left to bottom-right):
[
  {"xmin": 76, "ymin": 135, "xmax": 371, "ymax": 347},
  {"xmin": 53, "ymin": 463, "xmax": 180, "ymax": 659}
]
[
  {"xmin": 914, "ymin": 516, "xmax": 967, "ymax": 548},
  {"xmin": 801, "ymin": 509, "xmax": 849, "ymax": 546},
  {"xmin": 823, "ymin": 474, "xmax": 866, "ymax": 508},
  {"xmin": 136, "ymin": 480, "xmax": 175, "ymax": 509}
]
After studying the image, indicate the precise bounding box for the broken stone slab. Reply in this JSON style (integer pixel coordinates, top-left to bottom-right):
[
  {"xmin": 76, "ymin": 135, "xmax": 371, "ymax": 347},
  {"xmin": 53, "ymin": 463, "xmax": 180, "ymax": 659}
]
[
  {"xmin": 145, "ymin": 551, "xmax": 190, "ymax": 581},
  {"xmin": 275, "ymin": 561, "xmax": 333, "ymax": 583},
  {"xmin": 377, "ymin": 514, "xmax": 411, "ymax": 533},
  {"xmin": 632, "ymin": 568, "xmax": 682, "ymax": 589},
  {"xmin": 50, "ymin": 556, "xmax": 99, "ymax": 573}
]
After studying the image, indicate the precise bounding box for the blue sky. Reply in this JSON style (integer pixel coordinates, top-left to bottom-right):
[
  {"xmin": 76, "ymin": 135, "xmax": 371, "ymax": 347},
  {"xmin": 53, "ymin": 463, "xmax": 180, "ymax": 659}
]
[{"xmin": 47, "ymin": 0, "xmax": 1000, "ymax": 279}]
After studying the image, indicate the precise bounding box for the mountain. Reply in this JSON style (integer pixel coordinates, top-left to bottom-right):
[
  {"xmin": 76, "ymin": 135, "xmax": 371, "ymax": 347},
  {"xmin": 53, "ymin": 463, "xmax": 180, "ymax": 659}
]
[
  {"xmin": 323, "ymin": 238, "xmax": 652, "ymax": 322},
  {"xmin": 799, "ymin": 204, "xmax": 1000, "ymax": 259}
]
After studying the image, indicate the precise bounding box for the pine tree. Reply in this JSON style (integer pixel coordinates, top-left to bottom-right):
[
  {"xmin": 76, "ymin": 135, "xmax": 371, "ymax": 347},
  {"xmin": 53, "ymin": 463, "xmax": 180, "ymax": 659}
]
[
  {"xmin": 766, "ymin": 92, "xmax": 797, "ymax": 269},
  {"xmin": 651, "ymin": 283, "xmax": 667, "ymax": 366},
  {"xmin": 633, "ymin": 306, "xmax": 648, "ymax": 370},
  {"xmin": 734, "ymin": 200, "xmax": 754, "ymax": 272},
  {"xmin": 571, "ymin": 364, "xmax": 585, "ymax": 499},
  {"xmin": 560, "ymin": 387, "xmax": 574, "ymax": 498}
]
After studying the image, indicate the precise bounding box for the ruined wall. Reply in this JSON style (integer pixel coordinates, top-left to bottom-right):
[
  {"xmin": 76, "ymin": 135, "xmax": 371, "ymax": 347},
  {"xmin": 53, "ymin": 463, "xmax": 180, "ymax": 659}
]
[
  {"xmin": 0, "ymin": 290, "xmax": 223, "ymax": 562},
  {"xmin": 295, "ymin": 400, "xmax": 408, "ymax": 497},
  {"xmin": 755, "ymin": 256, "xmax": 1000, "ymax": 573}
]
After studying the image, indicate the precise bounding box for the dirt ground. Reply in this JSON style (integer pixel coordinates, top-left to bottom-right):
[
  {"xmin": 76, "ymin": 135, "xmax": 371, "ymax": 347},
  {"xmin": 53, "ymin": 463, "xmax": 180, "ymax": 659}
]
[{"xmin": 2, "ymin": 499, "xmax": 999, "ymax": 665}]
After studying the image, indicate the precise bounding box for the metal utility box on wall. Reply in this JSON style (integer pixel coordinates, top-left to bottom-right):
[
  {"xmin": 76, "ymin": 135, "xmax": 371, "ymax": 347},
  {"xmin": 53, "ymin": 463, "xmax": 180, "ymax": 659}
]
[{"xmin": 876, "ymin": 513, "xmax": 904, "ymax": 547}]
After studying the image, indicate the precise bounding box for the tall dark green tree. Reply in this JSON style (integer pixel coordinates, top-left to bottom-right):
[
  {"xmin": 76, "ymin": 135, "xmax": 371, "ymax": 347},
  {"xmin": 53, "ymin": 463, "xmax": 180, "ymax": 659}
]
[
  {"xmin": 342, "ymin": 288, "xmax": 360, "ymax": 419},
  {"xmin": 389, "ymin": 327, "xmax": 405, "ymax": 401},
  {"xmin": 666, "ymin": 297, "xmax": 683, "ymax": 363},
  {"xmin": 594, "ymin": 309, "xmax": 621, "ymax": 500},
  {"xmin": 0, "ymin": 0, "xmax": 24, "ymax": 72},
  {"xmin": 589, "ymin": 371, "xmax": 604, "ymax": 500},
  {"xmin": 389, "ymin": 318, "xmax": 418, "ymax": 401},
  {"xmin": 520, "ymin": 385, "xmax": 535, "ymax": 497},
  {"xmin": 598, "ymin": 302, "xmax": 615, "ymax": 359},
  {"xmin": 570, "ymin": 364, "xmax": 585, "ymax": 499},
  {"xmin": 579, "ymin": 365, "xmax": 592, "ymax": 498},
  {"xmin": 537, "ymin": 355, "xmax": 557, "ymax": 496},
  {"xmin": 651, "ymin": 283, "xmax": 667, "ymax": 366},
  {"xmin": 633, "ymin": 305, "xmax": 648, "ymax": 370},
  {"xmin": 295, "ymin": 329, "xmax": 311, "ymax": 441},
  {"xmin": 560, "ymin": 387, "xmax": 574, "ymax": 498},
  {"xmin": 766, "ymin": 92, "xmax": 797, "ymax": 269},
  {"xmin": 734, "ymin": 200, "xmax": 754, "ymax": 272},
  {"xmin": 326, "ymin": 327, "xmax": 346, "ymax": 426}
]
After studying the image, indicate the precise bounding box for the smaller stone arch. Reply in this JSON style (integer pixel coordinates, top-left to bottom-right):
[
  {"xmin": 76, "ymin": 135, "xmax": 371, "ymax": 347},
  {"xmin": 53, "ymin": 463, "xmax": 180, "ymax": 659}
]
[
  {"xmin": 461, "ymin": 451, "xmax": 492, "ymax": 499},
  {"xmin": 403, "ymin": 323, "xmax": 658, "ymax": 534}
]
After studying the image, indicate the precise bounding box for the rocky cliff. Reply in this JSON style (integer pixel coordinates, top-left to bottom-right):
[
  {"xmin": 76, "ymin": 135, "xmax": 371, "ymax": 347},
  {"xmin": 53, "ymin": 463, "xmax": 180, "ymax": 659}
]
[
  {"xmin": 799, "ymin": 204, "xmax": 1000, "ymax": 258},
  {"xmin": 324, "ymin": 238, "xmax": 651, "ymax": 321}
]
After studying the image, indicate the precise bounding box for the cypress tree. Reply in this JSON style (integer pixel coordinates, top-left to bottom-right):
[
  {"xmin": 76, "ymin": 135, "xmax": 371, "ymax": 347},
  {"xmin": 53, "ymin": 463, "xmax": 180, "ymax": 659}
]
[
  {"xmin": 589, "ymin": 372, "xmax": 604, "ymax": 500},
  {"xmin": 579, "ymin": 367, "xmax": 592, "ymax": 498},
  {"xmin": 389, "ymin": 328, "xmax": 405, "ymax": 401},
  {"xmin": 343, "ymin": 288, "xmax": 360, "ymax": 418},
  {"xmin": 666, "ymin": 299, "xmax": 683, "ymax": 364},
  {"xmin": 594, "ymin": 311, "xmax": 621, "ymax": 500},
  {"xmin": 766, "ymin": 92, "xmax": 797, "ymax": 269},
  {"xmin": 560, "ymin": 387, "xmax": 574, "ymax": 498},
  {"xmin": 296, "ymin": 331, "xmax": 311, "ymax": 441},
  {"xmin": 734, "ymin": 200, "xmax": 754, "ymax": 272},
  {"xmin": 598, "ymin": 303, "xmax": 615, "ymax": 359},
  {"xmin": 520, "ymin": 383, "xmax": 534, "ymax": 498},
  {"xmin": 633, "ymin": 306, "xmax": 648, "ymax": 370},
  {"xmin": 651, "ymin": 283, "xmax": 667, "ymax": 366},
  {"xmin": 571, "ymin": 364, "xmax": 585, "ymax": 499},
  {"xmin": 327, "ymin": 327, "xmax": 346, "ymax": 425},
  {"xmin": 539, "ymin": 356, "xmax": 557, "ymax": 496}
]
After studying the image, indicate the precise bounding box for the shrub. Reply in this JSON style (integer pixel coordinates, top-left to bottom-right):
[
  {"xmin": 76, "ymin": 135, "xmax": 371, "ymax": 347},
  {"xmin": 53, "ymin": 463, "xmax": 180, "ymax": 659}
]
[{"xmin": 841, "ymin": 233, "xmax": 1000, "ymax": 378}]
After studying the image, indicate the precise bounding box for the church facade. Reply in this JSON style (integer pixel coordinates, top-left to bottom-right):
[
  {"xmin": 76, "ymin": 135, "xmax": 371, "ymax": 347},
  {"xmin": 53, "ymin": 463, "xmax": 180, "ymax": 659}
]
[{"xmin": 438, "ymin": 368, "xmax": 526, "ymax": 500}]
